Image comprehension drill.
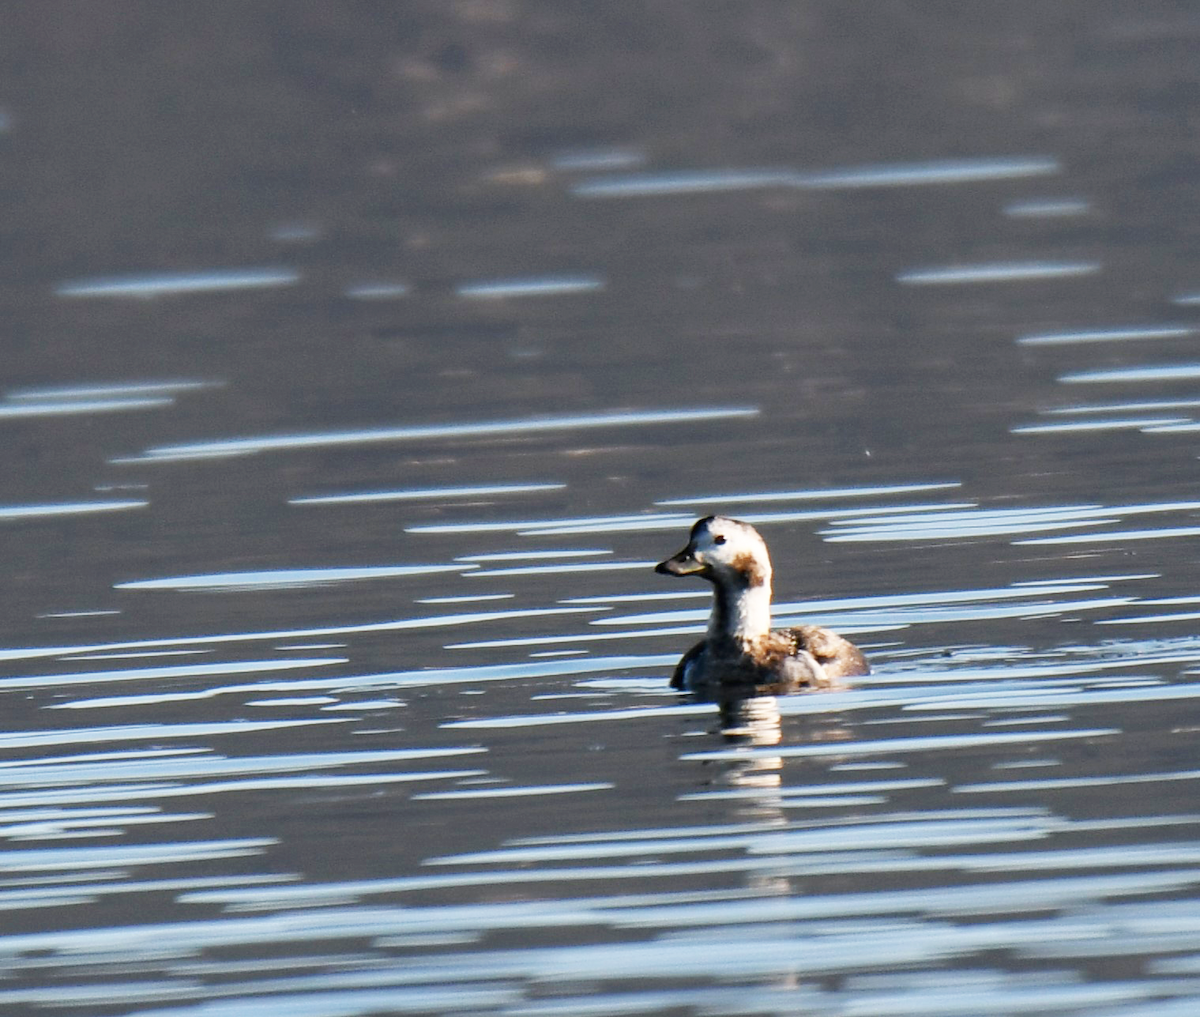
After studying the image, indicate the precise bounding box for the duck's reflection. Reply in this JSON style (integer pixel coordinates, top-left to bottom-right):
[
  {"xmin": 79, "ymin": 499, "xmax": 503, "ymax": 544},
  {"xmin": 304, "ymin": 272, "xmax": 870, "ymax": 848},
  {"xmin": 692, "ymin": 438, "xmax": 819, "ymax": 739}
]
[
  {"xmin": 714, "ymin": 693, "xmax": 785, "ymax": 812},
  {"xmin": 689, "ymin": 688, "xmax": 856, "ymax": 816},
  {"xmin": 710, "ymin": 691, "xmax": 797, "ymax": 961},
  {"xmin": 717, "ymin": 692, "xmax": 783, "ymax": 746}
]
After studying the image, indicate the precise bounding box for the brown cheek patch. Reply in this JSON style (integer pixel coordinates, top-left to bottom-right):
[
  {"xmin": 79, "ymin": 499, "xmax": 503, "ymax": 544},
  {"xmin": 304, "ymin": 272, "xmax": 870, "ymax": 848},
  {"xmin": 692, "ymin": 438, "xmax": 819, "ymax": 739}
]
[{"xmin": 730, "ymin": 551, "xmax": 767, "ymax": 586}]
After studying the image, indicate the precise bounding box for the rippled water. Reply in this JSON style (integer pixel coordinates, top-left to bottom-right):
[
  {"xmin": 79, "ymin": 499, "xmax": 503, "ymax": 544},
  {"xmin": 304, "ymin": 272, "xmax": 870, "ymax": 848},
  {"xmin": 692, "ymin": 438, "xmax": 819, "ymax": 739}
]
[{"xmin": 4, "ymin": 4, "xmax": 1200, "ymax": 1015}]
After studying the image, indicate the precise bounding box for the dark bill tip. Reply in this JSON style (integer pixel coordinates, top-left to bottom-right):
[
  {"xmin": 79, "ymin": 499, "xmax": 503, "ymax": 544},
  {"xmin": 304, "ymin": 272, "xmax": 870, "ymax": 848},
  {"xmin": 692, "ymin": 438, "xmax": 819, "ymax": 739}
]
[{"xmin": 655, "ymin": 550, "xmax": 707, "ymax": 577}]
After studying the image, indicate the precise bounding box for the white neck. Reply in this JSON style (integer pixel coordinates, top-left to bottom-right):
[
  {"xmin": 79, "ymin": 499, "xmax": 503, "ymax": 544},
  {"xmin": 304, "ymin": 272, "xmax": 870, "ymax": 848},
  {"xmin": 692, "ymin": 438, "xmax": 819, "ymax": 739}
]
[{"xmin": 709, "ymin": 578, "xmax": 773, "ymax": 643}]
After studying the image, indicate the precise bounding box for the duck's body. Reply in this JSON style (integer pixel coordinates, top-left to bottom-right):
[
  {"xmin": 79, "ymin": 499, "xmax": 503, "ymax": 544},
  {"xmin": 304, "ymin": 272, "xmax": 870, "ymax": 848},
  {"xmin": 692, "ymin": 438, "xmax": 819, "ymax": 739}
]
[{"xmin": 655, "ymin": 516, "xmax": 869, "ymax": 693}]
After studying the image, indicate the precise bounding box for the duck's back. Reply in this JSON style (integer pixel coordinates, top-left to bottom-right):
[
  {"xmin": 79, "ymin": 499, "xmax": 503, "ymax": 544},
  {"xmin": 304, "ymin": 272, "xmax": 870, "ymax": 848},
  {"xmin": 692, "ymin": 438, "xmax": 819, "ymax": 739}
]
[
  {"xmin": 781, "ymin": 624, "xmax": 870, "ymax": 680},
  {"xmin": 669, "ymin": 624, "xmax": 869, "ymax": 691}
]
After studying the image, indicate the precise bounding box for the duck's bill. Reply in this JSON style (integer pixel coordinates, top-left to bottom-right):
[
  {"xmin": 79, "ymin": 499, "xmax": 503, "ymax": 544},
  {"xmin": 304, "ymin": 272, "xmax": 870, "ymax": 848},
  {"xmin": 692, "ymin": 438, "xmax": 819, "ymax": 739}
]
[{"xmin": 655, "ymin": 550, "xmax": 710, "ymax": 577}]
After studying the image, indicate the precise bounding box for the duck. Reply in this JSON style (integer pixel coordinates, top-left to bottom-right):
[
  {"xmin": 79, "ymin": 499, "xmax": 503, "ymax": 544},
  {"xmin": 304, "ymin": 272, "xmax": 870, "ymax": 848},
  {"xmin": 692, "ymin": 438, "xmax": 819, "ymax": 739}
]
[{"xmin": 655, "ymin": 515, "xmax": 869, "ymax": 692}]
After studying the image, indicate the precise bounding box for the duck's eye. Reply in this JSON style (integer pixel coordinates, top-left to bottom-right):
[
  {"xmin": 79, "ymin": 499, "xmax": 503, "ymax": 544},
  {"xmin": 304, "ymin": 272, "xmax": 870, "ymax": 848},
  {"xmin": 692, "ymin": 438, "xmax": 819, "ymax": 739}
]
[{"xmin": 712, "ymin": 534, "xmax": 726, "ymax": 545}]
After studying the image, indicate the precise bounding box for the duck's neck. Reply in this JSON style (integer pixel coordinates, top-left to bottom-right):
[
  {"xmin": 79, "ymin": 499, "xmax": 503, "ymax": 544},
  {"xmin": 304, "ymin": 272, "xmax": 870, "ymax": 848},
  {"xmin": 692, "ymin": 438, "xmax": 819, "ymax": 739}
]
[{"xmin": 709, "ymin": 576, "xmax": 773, "ymax": 644}]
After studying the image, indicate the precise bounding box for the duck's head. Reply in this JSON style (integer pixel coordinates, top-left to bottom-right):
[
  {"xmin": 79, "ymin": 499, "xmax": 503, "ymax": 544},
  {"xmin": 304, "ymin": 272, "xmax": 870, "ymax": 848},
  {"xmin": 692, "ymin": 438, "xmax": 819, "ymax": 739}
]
[{"xmin": 655, "ymin": 516, "xmax": 772, "ymax": 588}]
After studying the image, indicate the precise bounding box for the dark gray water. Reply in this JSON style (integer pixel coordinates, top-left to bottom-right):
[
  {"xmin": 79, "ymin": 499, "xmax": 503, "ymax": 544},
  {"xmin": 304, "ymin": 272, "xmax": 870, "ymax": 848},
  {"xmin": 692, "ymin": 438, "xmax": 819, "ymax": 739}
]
[{"xmin": 4, "ymin": 3, "xmax": 1200, "ymax": 1014}]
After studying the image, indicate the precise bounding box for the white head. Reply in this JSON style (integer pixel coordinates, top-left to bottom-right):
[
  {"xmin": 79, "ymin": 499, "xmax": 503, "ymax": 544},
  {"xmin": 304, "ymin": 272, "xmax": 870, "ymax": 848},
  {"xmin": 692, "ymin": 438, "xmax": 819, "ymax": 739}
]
[{"xmin": 655, "ymin": 516, "xmax": 774, "ymax": 641}]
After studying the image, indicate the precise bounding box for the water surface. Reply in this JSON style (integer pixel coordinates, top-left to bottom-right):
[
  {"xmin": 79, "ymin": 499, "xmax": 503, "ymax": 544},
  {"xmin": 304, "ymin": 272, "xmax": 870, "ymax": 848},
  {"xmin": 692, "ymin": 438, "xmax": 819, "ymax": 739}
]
[{"xmin": 2, "ymin": 4, "xmax": 1200, "ymax": 1015}]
